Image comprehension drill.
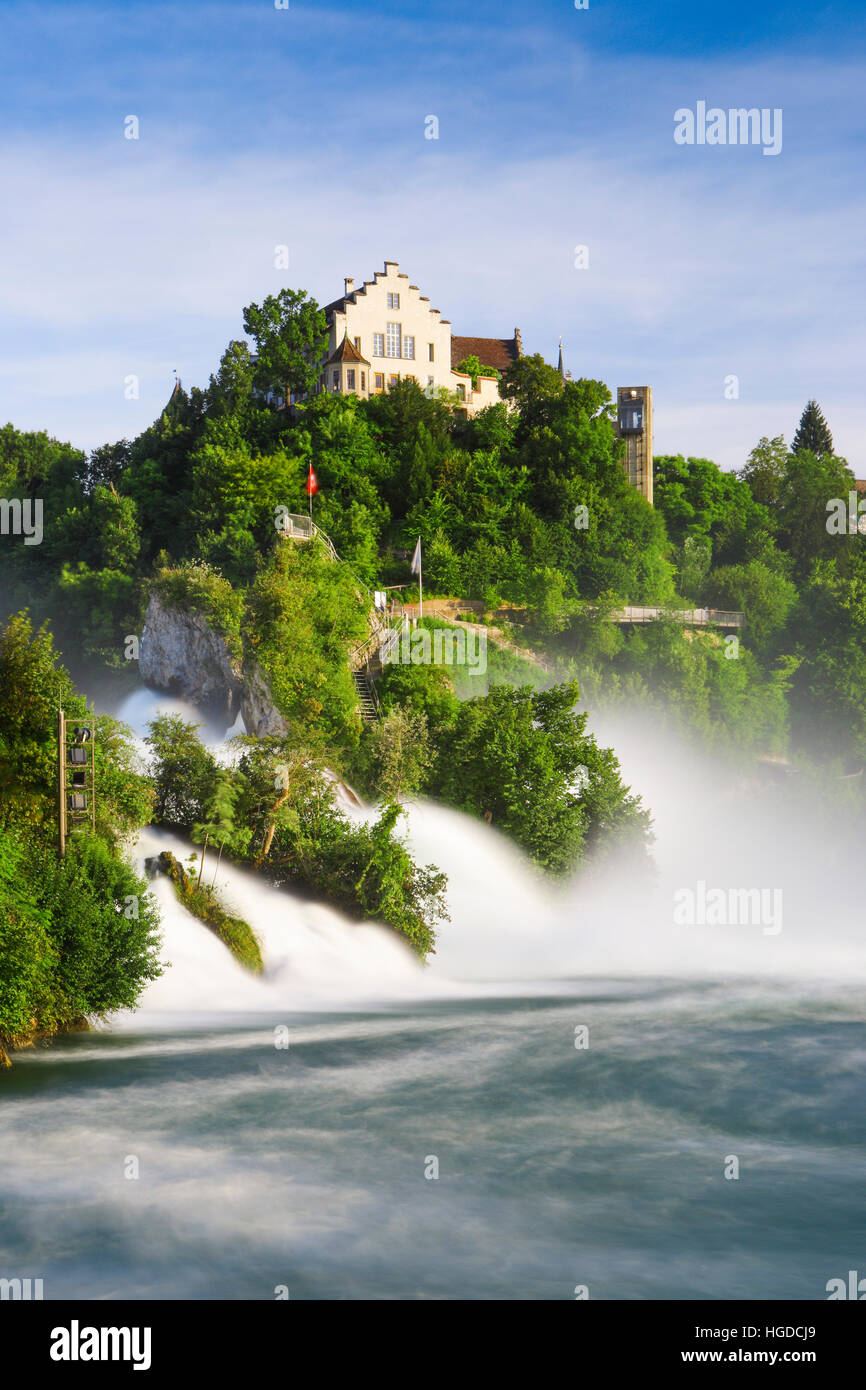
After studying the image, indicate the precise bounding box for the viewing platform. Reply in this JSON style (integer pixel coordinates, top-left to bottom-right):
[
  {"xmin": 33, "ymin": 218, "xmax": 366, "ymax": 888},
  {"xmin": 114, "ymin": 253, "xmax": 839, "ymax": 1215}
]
[{"xmin": 611, "ymin": 606, "xmax": 745, "ymax": 630}]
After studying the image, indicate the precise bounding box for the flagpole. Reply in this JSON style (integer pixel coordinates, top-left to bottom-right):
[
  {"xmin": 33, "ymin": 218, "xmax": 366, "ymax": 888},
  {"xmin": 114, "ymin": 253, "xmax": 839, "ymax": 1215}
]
[{"xmin": 419, "ymin": 549, "xmax": 423, "ymax": 621}]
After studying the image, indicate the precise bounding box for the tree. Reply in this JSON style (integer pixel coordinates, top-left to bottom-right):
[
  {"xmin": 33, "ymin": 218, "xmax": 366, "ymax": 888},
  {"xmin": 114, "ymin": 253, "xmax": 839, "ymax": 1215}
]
[
  {"xmin": 192, "ymin": 772, "xmax": 251, "ymax": 885},
  {"xmin": 368, "ymin": 706, "xmax": 434, "ymax": 801},
  {"xmin": 145, "ymin": 713, "xmax": 220, "ymax": 826},
  {"xmin": 739, "ymin": 435, "xmax": 788, "ymax": 511},
  {"xmin": 776, "ymin": 447, "xmax": 856, "ymax": 578},
  {"xmin": 207, "ymin": 339, "xmax": 257, "ymax": 416},
  {"xmin": 242, "ymin": 289, "xmax": 328, "ymax": 405},
  {"xmin": 428, "ymin": 680, "xmax": 650, "ymax": 872},
  {"xmin": 456, "ymin": 354, "xmax": 500, "ymax": 390},
  {"xmin": 500, "ymin": 353, "xmax": 565, "ymax": 423},
  {"xmin": 704, "ymin": 560, "xmax": 798, "ymax": 647},
  {"xmin": 792, "ymin": 400, "xmax": 834, "ymax": 458}
]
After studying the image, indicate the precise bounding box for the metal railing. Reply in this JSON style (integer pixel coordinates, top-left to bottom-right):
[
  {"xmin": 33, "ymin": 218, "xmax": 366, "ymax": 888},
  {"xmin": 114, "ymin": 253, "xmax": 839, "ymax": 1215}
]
[{"xmin": 610, "ymin": 605, "xmax": 745, "ymax": 629}]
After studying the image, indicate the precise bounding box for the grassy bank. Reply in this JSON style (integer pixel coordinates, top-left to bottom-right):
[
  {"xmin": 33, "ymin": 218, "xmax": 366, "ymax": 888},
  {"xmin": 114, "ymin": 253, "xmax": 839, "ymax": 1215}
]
[{"xmin": 156, "ymin": 850, "xmax": 263, "ymax": 974}]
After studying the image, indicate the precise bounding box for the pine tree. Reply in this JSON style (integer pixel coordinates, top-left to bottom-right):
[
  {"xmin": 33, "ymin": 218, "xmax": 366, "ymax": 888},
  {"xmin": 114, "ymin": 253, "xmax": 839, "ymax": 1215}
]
[{"xmin": 792, "ymin": 400, "xmax": 834, "ymax": 457}]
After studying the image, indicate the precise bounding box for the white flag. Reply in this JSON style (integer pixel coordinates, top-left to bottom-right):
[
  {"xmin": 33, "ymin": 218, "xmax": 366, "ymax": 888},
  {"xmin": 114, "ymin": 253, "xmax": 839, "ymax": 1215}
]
[{"xmin": 410, "ymin": 536, "xmax": 422, "ymax": 575}]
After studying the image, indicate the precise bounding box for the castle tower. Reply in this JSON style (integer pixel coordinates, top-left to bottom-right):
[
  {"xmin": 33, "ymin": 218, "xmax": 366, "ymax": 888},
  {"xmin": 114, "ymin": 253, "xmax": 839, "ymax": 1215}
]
[
  {"xmin": 616, "ymin": 386, "xmax": 653, "ymax": 505},
  {"xmin": 321, "ymin": 332, "xmax": 371, "ymax": 398}
]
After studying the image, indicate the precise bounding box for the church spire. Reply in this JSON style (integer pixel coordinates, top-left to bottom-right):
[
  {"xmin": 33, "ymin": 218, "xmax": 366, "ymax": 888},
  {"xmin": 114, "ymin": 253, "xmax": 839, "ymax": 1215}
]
[{"xmin": 557, "ymin": 337, "xmax": 564, "ymax": 379}]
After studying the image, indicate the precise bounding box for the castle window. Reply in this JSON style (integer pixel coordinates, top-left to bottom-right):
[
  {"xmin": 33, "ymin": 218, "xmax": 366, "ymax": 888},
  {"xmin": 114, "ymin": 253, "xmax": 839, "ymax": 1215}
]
[
  {"xmin": 374, "ymin": 373, "xmax": 385, "ymax": 392},
  {"xmin": 385, "ymin": 323, "xmax": 401, "ymax": 358},
  {"xmin": 389, "ymin": 374, "xmax": 399, "ymax": 388},
  {"xmin": 403, "ymin": 335, "xmax": 415, "ymax": 360},
  {"xmin": 387, "ymin": 292, "xmax": 400, "ymax": 309},
  {"xmin": 332, "ymin": 370, "xmax": 339, "ymax": 387},
  {"xmin": 373, "ymin": 333, "xmax": 384, "ymax": 356},
  {"xmin": 361, "ymin": 372, "xmax": 366, "ymax": 391},
  {"xmin": 455, "ymin": 382, "xmax": 466, "ymax": 401},
  {"xmin": 354, "ymin": 336, "xmax": 361, "ymax": 352},
  {"xmin": 428, "ymin": 343, "xmax": 434, "ymax": 361},
  {"xmin": 347, "ymin": 369, "xmax": 356, "ymax": 390}
]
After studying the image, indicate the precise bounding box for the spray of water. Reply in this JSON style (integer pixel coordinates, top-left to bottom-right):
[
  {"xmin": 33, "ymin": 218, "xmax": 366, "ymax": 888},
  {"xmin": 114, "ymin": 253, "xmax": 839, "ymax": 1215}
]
[{"xmin": 108, "ymin": 686, "xmax": 866, "ymax": 1035}]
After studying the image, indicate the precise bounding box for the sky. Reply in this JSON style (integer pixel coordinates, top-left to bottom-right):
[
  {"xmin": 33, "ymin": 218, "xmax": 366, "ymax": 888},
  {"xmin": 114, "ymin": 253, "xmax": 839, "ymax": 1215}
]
[{"xmin": 1, "ymin": 0, "xmax": 864, "ymax": 473}]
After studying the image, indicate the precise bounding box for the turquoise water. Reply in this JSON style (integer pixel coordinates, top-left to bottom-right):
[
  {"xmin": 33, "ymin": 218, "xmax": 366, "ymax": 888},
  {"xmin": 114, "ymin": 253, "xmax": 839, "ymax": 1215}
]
[
  {"xmin": 3, "ymin": 692, "xmax": 864, "ymax": 1301},
  {"xmin": 2, "ymin": 982, "xmax": 862, "ymax": 1300}
]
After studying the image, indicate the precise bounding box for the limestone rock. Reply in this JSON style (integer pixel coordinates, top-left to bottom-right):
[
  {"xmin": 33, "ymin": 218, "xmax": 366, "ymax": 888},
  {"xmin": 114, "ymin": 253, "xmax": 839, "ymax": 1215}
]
[{"xmin": 139, "ymin": 589, "xmax": 287, "ymax": 736}]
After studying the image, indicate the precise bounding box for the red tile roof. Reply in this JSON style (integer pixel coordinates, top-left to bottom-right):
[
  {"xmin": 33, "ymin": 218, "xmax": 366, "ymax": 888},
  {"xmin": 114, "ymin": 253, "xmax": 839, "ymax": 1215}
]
[
  {"xmin": 451, "ymin": 334, "xmax": 521, "ymax": 374},
  {"xmin": 324, "ymin": 333, "xmax": 370, "ymax": 366}
]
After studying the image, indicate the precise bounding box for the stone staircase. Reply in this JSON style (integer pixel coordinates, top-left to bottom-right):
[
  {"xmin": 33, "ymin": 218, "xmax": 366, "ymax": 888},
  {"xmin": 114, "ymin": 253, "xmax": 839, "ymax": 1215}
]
[{"xmin": 352, "ymin": 669, "xmax": 379, "ymax": 722}]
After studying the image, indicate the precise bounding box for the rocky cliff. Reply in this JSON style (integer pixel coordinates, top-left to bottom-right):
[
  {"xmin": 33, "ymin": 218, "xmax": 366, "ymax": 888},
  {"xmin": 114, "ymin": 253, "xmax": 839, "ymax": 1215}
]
[{"xmin": 139, "ymin": 590, "xmax": 288, "ymax": 737}]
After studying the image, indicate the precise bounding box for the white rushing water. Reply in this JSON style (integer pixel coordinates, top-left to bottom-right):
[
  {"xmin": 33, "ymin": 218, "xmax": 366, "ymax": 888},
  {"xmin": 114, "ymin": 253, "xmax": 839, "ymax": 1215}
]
[
  {"xmin": 108, "ymin": 684, "xmax": 866, "ymax": 1038},
  {"xmin": 6, "ymin": 683, "xmax": 863, "ymax": 1303}
]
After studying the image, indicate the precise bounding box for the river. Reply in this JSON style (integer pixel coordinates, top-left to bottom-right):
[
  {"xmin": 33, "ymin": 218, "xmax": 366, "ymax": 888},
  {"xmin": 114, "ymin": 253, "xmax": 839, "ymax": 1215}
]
[{"xmin": 1, "ymin": 688, "xmax": 863, "ymax": 1300}]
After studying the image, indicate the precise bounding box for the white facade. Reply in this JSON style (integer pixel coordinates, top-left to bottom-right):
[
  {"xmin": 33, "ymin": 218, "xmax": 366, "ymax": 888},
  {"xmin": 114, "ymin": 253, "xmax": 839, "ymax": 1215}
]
[{"xmin": 321, "ymin": 261, "xmax": 513, "ymax": 415}]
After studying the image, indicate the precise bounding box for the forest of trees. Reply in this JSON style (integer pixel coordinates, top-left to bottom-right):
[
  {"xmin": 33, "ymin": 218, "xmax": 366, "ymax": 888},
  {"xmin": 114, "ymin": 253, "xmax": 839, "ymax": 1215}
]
[{"xmin": 2, "ymin": 281, "xmax": 864, "ymax": 1054}]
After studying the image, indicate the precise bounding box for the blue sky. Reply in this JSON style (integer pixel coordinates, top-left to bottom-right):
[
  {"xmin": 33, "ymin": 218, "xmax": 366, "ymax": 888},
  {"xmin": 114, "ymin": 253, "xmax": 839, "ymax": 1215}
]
[{"xmin": 1, "ymin": 0, "xmax": 864, "ymax": 471}]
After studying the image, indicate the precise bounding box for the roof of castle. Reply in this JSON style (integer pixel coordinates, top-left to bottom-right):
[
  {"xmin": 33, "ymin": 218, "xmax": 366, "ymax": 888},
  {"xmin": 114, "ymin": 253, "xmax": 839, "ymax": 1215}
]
[
  {"xmin": 324, "ymin": 333, "xmax": 370, "ymax": 366},
  {"xmin": 451, "ymin": 333, "xmax": 521, "ymax": 374}
]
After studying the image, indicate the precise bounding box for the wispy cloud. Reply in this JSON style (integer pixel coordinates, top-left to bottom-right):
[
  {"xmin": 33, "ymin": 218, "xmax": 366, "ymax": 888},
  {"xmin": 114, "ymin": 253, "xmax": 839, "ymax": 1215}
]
[{"xmin": 0, "ymin": 4, "xmax": 862, "ymax": 472}]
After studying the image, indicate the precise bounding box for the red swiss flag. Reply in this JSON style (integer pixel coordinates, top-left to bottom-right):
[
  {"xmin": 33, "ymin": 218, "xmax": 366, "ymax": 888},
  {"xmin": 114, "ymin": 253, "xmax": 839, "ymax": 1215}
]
[{"xmin": 306, "ymin": 466, "xmax": 318, "ymax": 497}]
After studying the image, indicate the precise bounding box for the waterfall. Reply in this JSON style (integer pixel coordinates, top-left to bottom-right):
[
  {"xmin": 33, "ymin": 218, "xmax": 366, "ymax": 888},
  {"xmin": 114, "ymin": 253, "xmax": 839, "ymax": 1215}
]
[{"xmin": 106, "ymin": 682, "xmax": 866, "ymax": 1035}]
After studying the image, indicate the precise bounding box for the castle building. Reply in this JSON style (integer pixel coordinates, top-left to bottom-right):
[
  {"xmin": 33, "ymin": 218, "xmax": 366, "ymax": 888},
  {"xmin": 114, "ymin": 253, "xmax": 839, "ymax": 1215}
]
[{"xmin": 320, "ymin": 261, "xmax": 521, "ymax": 415}]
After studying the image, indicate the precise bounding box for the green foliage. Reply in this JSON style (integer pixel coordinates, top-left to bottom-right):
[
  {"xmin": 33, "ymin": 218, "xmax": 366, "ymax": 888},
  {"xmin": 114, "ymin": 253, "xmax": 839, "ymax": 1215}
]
[
  {"xmin": 788, "ymin": 563, "xmax": 866, "ymax": 758},
  {"xmin": 145, "ymin": 719, "xmax": 448, "ymax": 957},
  {"xmin": 244, "ymin": 540, "xmax": 369, "ymax": 746},
  {"xmin": 151, "ymin": 562, "xmax": 244, "ymax": 659},
  {"xmin": 422, "ymin": 679, "xmax": 651, "ymax": 872},
  {"xmin": 158, "ymin": 850, "xmax": 263, "ymax": 973},
  {"xmin": 316, "ymin": 802, "xmax": 448, "ymax": 958},
  {"xmin": 0, "ymin": 824, "xmax": 162, "ymax": 1058},
  {"xmin": 0, "ymin": 614, "xmax": 162, "ymax": 1059},
  {"xmin": 792, "ymin": 399, "xmax": 834, "ymax": 458},
  {"xmin": 188, "ymin": 416, "xmax": 306, "ymax": 582},
  {"xmin": 0, "ymin": 613, "xmax": 153, "ymax": 841},
  {"xmin": 775, "ymin": 447, "xmax": 856, "ymax": 579},
  {"xmin": 55, "ymin": 564, "xmax": 139, "ymax": 664},
  {"xmin": 242, "ymin": 288, "xmax": 328, "ymax": 403},
  {"xmin": 739, "ymin": 435, "xmax": 787, "ymax": 511},
  {"xmin": 364, "ymin": 705, "xmax": 434, "ymax": 801},
  {"xmin": 563, "ymin": 610, "xmax": 793, "ymax": 756},
  {"xmin": 146, "ymin": 712, "xmax": 221, "ymax": 825},
  {"xmin": 456, "ymin": 354, "xmax": 500, "ymax": 390},
  {"xmin": 705, "ymin": 560, "xmax": 798, "ymax": 648},
  {"xmin": 654, "ymin": 453, "xmax": 774, "ymax": 569}
]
